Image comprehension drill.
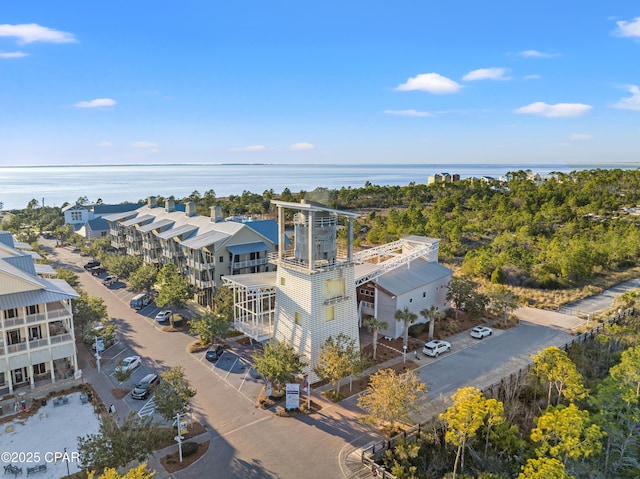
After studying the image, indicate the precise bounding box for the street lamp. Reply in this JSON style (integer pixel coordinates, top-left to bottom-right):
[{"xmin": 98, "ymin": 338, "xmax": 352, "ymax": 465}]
[{"xmin": 403, "ymin": 345, "xmax": 407, "ymax": 363}]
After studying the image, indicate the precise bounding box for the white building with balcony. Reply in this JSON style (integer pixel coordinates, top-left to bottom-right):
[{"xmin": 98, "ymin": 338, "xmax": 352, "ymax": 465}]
[
  {"xmin": 103, "ymin": 197, "xmax": 281, "ymax": 306},
  {"xmin": 0, "ymin": 232, "xmax": 79, "ymax": 397}
]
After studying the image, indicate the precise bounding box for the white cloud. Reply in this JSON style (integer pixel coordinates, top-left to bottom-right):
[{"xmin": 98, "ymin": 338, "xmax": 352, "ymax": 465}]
[
  {"xmin": 384, "ymin": 109, "xmax": 433, "ymax": 117},
  {"xmin": 462, "ymin": 67, "xmax": 511, "ymax": 81},
  {"xmin": 289, "ymin": 142, "xmax": 314, "ymax": 151},
  {"xmin": 615, "ymin": 17, "xmax": 640, "ymax": 38},
  {"xmin": 524, "ymin": 74, "xmax": 541, "ymax": 80},
  {"xmin": 0, "ymin": 51, "xmax": 27, "ymax": 59},
  {"xmin": 74, "ymin": 98, "xmax": 116, "ymax": 108},
  {"xmin": 97, "ymin": 141, "xmax": 114, "ymax": 147},
  {"xmin": 519, "ymin": 50, "xmax": 559, "ymax": 58},
  {"xmin": 131, "ymin": 141, "xmax": 157, "ymax": 148},
  {"xmin": 395, "ymin": 73, "xmax": 462, "ymax": 94},
  {"xmin": 570, "ymin": 133, "xmax": 592, "ymax": 140},
  {"xmin": 611, "ymin": 85, "xmax": 640, "ymax": 111},
  {"xmin": 0, "ymin": 23, "xmax": 76, "ymax": 44},
  {"xmin": 514, "ymin": 101, "xmax": 592, "ymax": 118},
  {"xmin": 231, "ymin": 145, "xmax": 266, "ymax": 152}
]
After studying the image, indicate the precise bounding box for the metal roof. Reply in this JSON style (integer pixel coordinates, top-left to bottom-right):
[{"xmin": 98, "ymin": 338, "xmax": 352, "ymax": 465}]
[
  {"xmin": 227, "ymin": 241, "xmax": 270, "ymax": 255},
  {"xmin": 271, "ymin": 200, "xmax": 360, "ymax": 218},
  {"xmin": 35, "ymin": 264, "xmax": 57, "ymax": 276},
  {"xmin": 223, "ymin": 271, "xmax": 277, "ymax": 289},
  {"xmin": 243, "ymin": 220, "xmax": 279, "ymax": 245},
  {"xmin": 375, "ymin": 259, "xmax": 452, "ymax": 296},
  {"xmin": 0, "ymin": 288, "xmax": 78, "ymax": 310},
  {"xmin": 138, "ymin": 218, "xmax": 174, "ymax": 233},
  {"xmin": 121, "ymin": 214, "xmax": 154, "ymax": 227},
  {"xmin": 102, "ymin": 210, "xmax": 139, "ymax": 222},
  {"xmin": 156, "ymin": 224, "xmax": 198, "ymax": 240},
  {"xmin": 181, "ymin": 230, "xmax": 230, "ymax": 249}
]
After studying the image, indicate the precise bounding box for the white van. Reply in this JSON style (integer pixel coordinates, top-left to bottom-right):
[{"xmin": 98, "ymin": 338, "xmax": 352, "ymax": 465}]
[{"xmin": 130, "ymin": 293, "xmax": 150, "ymax": 310}]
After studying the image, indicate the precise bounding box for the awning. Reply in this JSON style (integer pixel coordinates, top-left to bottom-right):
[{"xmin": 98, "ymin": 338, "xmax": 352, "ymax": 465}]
[{"xmin": 227, "ymin": 242, "xmax": 270, "ymax": 255}]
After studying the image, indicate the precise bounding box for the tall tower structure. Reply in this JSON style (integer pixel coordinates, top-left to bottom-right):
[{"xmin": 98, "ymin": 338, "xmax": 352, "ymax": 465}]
[{"xmin": 271, "ymin": 200, "xmax": 360, "ymax": 381}]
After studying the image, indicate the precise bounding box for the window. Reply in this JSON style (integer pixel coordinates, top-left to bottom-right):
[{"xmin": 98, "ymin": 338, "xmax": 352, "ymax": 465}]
[
  {"xmin": 324, "ymin": 278, "xmax": 345, "ymax": 300},
  {"xmin": 0, "ymin": 372, "xmax": 5, "ymax": 386},
  {"xmin": 423, "ymin": 292, "xmax": 426, "ymax": 298},
  {"xmin": 280, "ymin": 277, "xmax": 286, "ymax": 286},
  {"xmin": 324, "ymin": 306, "xmax": 335, "ymax": 322},
  {"xmin": 29, "ymin": 326, "xmax": 41, "ymax": 340},
  {"xmin": 409, "ymin": 298, "xmax": 413, "ymax": 303},
  {"xmin": 7, "ymin": 330, "xmax": 21, "ymax": 345},
  {"xmin": 71, "ymin": 211, "xmax": 83, "ymax": 221},
  {"xmin": 294, "ymin": 312, "xmax": 302, "ymax": 326},
  {"xmin": 27, "ymin": 305, "xmax": 39, "ymax": 315},
  {"xmin": 33, "ymin": 363, "xmax": 46, "ymax": 375},
  {"xmin": 4, "ymin": 308, "xmax": 18, "ymax": 319},
  {"xmin": 219, "ymin": 256, "xmax": 224, "ymax": 263}
]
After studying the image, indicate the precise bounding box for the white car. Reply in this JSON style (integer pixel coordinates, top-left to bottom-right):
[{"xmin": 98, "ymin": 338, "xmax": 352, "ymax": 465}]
[
  {"xmin": 470, "ymin": 326, "xmax": 493, "ymax": 339},
  {"xmin": 115, "ymin": 356, "xmax": 141, "ymax": 373},
  {"xmin": 155, "ymin": 310, "xmax": 173, "ymax": 322},
  {"xmin": 102, "ymin": 275, "xmax": 118, "ymax": 286},
  {"xmin": 422, "ymin": 340, "xmax": 451, "ymax": 357}
]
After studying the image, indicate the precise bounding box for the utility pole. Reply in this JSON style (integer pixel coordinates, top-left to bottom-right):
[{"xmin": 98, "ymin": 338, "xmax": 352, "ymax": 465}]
[
  {"xmin": 175, "ymin": 412, "xmax": 185, "ymax": 462},
  {"xmin": 94, "ymin": 336, "xmax": 101, "ymax": 373}
]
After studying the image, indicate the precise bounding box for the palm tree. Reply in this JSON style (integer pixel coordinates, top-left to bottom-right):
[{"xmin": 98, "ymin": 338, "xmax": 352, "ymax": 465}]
[
  {"xmin": 395, "ymin": 307, "xmax": 418, "ymax": 349},
  {"xmin": 363, "ymin": 317, "xmax": 389, "ymax": 360},
  {"xmin": 420, "ymin": 306, "xmax": 446, "ymax": 341}
]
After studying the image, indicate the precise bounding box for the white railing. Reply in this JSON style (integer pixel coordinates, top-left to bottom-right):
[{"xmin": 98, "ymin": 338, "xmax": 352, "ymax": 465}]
[
  {"xmin": 231, "ymin": 258, "xmax": 268, "ymax": 270},
  {"xmin": 29, "ymin": 338, "xmax": 49, "ymax": 349},
  {"xmin": 7, "ymin": 342, "xmax": 27, "ymax": 353},
  {"xmin": 26, "ymin": 312, "xmax": 46, "ymax": 324},
  {"xmin": 49, "ymin": 333, "xmax": 72, "ymax": 344},
  {"xmin": 3, "ymin": 317, "xmax": 25, "ymax": 328},
  {"xmin": 47, "ymin": 307, "xmax": 71, "ymax": 320}
]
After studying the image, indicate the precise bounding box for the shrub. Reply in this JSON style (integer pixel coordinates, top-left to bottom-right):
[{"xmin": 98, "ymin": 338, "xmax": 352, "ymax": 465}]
[
  {"xmin": 408, "ymin": 323, "xmax": 427, "ymax": 337},
  {"xmin": 182, "ymin": 441, "xmax": 199, "ymax": 457}
]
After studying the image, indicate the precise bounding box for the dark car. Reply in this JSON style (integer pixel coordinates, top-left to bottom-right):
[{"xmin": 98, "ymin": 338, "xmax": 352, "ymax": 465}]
[
  {"xmin": 205, "ymin": 344, "xmax": 225, "ymax": 362},
  {"xmin": 84, "ymin": 260, "xmax": 101, "ymax": 270},
  {"xmin": 131, "ymin": 373, "xmax": 159, "ymax": 400},
  {"xmin": 90, "ymin": 266, "xmax": 107, "ymax": 276}
]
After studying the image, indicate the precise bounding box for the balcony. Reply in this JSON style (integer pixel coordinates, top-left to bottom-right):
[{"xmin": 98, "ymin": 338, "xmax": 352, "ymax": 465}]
[
  {"xmin": 29, "ymin": 337, "xmax": 50, "ymax": 349},
  {"xmin": 26, "ymin": 312, "xmax": 46, "ymax": 324},
  {"xmin": 3, "ymin": 316, "xmax": 25, "ymax": 328},
  {"xmin": 47, "ymin": 306, "xmax": 72, "ymax": 320},
  {"xmin": 7, "ymin": 342, "xmax": 27, "ymax": 353},
  {"xmin": 187, "ymin": 258, "xmax": 215, "ymax": 270},
  {"xmin": 231, "ymin": 258, "xmax": 268, "ymax": 270},
  {"xmin": 50, "ymin": 333, "xmax": 73, "ymax": 344}
]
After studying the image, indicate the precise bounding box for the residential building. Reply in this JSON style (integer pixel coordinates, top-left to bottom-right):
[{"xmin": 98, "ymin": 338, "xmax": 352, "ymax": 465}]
[
  {"xmin": 427, "ymin": 172, "xmax": 460, "ymax": 185},
  {"xmin": 103, "ymin": 197, "xmax": 280, "ymax": 306},
  {"xmin": 63, "ymin": 202, "xmax": 142, "ymax": 239},
  {"xmin": 0, "ymin": 232, "xmax": 79, "ymax": 397}
]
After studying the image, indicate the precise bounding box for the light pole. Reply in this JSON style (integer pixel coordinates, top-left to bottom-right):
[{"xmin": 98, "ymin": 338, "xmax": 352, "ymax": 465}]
[
  {"xmin": 94, "ymin": 336, "xmax": 101, "ymax": 373},
  {"xmin": 175, "ymin": 412, "xmax": 185, "ymax": 462},
  {"xmin": 403, "ymin": 345, "xmax": 407, "ymax": 363}
]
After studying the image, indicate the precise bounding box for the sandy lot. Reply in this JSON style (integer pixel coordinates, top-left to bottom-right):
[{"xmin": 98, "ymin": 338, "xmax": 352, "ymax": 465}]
[{"xmin": 0, "ymin": 392, "xmax": 100, "ymax": 478}]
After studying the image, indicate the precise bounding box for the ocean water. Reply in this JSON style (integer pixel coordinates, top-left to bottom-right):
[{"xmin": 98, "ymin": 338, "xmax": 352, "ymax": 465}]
[{"xmin": 0, "ymin": 162, "xmax": 638, "ymax": 211}]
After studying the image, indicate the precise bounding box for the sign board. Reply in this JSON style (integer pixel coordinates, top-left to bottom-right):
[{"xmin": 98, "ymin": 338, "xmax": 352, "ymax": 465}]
[
  {"xmin": 285, "ymin": 383, "xmax": 300, "ymax": 410},
  {"xmin": 95, "ymin": 338, "xmax": 104, "ymax": 352}
]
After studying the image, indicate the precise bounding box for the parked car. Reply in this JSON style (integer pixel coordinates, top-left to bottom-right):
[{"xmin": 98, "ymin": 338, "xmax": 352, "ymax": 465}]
[
  {"xmin": 130, "ymin": 293, "xmax": 151, "ymax": 310},
  {"xmin": 83, "ymin": 260, "xmax": 101, "ymax": 270},
  {"xmin": 155, "ymin": 310, "xmax": 172, "ymax": 322},
  {"xmin": 89, "ymin": 266, "xmax": 107, "ymax": 276},
  {"xmin": 205, "ymin": 344, "xmax": 225, "ymax": 362},
  {"xmin": 422, "ymin": 340, "xmax": 451, "ymax": 357},
  {"xmin": 115, "ymin": 356, "xmax": 141, "ymax": 373},
  {"xmin": 102, "ymin": 275, "xmax": 118, "ymax": 286},
  {"xmin": 470, "ymin": 326, "xmax": 493, "ymax": 339},
  {"xmin": 131, "ymin": 373, "xmax": 160, "ymax": 400}
]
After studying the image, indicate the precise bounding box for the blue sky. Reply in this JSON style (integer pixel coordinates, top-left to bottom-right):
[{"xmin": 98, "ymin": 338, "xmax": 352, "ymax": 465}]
[{"xmin": 1, "ymin": 1, "xmax": 639, "ymax": 166}]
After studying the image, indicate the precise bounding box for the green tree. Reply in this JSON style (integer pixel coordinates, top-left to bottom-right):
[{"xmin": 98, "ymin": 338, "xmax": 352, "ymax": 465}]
[
  {"xmin": 129, "ymin": 264, "xmax": 158, "ymax": 295},
  {"xmin": 155, "ymin": 263, "xmax": 196, "ymax": 314},
  {"xmin": 153, "ymin": 366, "xmax": 197, "ymax": 422},
  {"xmin": 358, "ymin": 368, "xmax": 427, "ymax": 432},
  {"xmin": 253, "ymin": 340, "xmax": 307, "ymax": 395},
  {"xmin": 73, "ymin": 292, "xmax": 107, "ymax": 335},
  {"xmin": 55, "ymin": 267, "xmax": 80, "ymax": 289},
  {"xmin": 440, "ymin": 387, "xmax": 487, "ymax": 478},
  {"xmin": 419, "ymin": 306, "xmax": 446, "ymax": 342},
  {"xmin": 483, "ymin": 398, "xmax": 505, "ymax": 459},
  {"xmin": 609, "ymin": 344, "xmax": 640, "ymax": 401},
  {"xmin": 486, "ymin": 284, "xmax": 519, "ymax": 320},
  {"xmin": 77, "ymin": 412, "xmax": 162, "ymax": 472},
  {"xmin": 517, "ymin": 457, "xmax": 573, "ymax": 479},
  {"xmin": 395, "ymin": 307, "xmax": 418, "ymax": 349},
  {"xmin": 446, "ymin": 276, "xmax": 475, "ymax": 319},
  {"xmin": 530, "ymin": 403, "xmax": 603, "ymax": 464},
  {"xmin": 532, "ymin": 347, "xmax": 587, "ymax": 406},
  {"xmin": 189, "ymin": 311, "xmax": 229, "ymax": 346},
  {"xmin": 102, "ymin": 254, "xmax": 143, "ymax": 280},
  {"xmin": 314, "ymin": 333, "xmax": 362, "ymax": 396},
  {"xmin": 212, "ymin": 285, "xmax": 235, "ymax": 320},
  {"xmin": 363, "ymin": 317, "xmax": 388, "ymax": 360}
]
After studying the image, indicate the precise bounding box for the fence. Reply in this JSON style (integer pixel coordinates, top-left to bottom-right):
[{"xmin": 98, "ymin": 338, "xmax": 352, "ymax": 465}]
[{"xmin": 360, "ymin": 308, "xmax": 633, "ymax": 477}]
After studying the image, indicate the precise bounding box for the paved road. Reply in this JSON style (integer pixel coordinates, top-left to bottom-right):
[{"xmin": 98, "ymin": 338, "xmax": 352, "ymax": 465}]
[
  {"xmin": 44, "ymin": 239, "xmax": 634, "ymax": 478},
  {"xmin": 562, "ymin": 277, "xmax": 640, "ymax": 315}
]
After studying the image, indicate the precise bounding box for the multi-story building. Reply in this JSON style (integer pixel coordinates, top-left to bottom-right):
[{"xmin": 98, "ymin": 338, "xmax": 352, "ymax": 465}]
[
  {"xmin": 62, "ymin": 202, "xmax": 143, "ymax": 239},
  {"xmin": 0, "ymin": 232, "xmax": 79, "ymax": 397},
  {"xmin": 103, "ymin": 197, "xmax": 281, "ymax": 306}
]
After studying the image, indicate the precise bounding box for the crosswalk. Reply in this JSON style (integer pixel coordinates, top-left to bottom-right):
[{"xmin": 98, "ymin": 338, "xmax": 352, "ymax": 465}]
[{"xmin": 137, "ymin": 397, "xmax": 155, "ymax": 418}]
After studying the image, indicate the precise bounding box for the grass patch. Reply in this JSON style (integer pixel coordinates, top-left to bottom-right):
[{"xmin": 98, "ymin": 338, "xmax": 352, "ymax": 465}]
[{"xmin": 188, "ymin": 340, "xmax": 209, "ymax": 353}]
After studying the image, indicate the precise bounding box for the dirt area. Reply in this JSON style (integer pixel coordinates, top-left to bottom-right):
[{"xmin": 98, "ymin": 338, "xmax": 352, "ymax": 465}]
[
  {"xmin": 111, "ymin": 387, "xmax": 129, "ymax": 399},
  {"xmin": 160, "ymin": 441, "xmax": 210, "ymax": 472}
]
